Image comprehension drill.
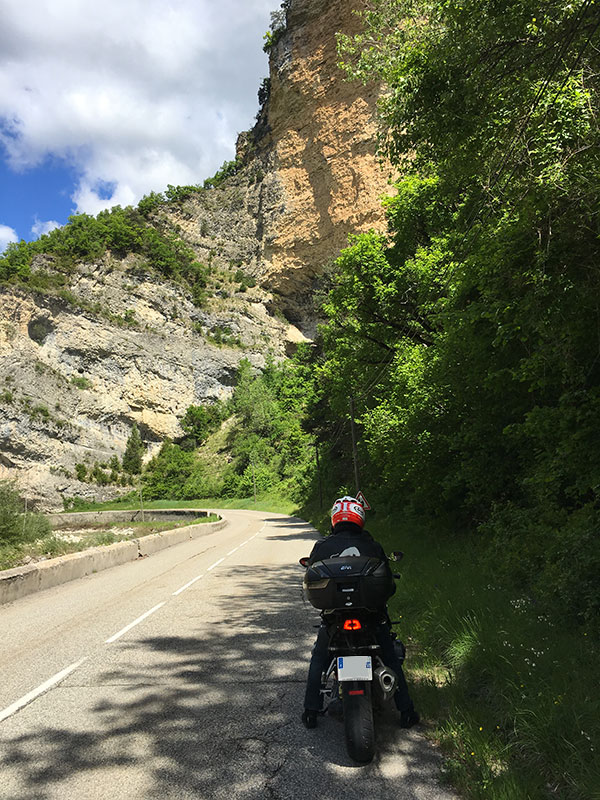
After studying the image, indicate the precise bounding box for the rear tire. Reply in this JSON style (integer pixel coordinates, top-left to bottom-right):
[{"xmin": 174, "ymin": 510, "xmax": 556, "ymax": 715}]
[{"xmin": 342, "ymin": 682, "xmax": 375, "ymax": 764}]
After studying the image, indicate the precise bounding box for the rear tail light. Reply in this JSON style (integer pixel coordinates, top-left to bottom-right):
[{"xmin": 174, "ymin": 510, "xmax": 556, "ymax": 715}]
[
  {"xmin": 304, "ymin": 578, "xmax": 329, "ymax": 589},
  {"xmin": 343, "ymin": 619, "xmax": 362, "ymax": 631}
]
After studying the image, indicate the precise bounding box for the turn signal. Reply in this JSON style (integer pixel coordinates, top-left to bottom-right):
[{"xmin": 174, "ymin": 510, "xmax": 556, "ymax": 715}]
[{"xmin": 343, "ymin": 619, "xmax": 362, "ymax": 631}]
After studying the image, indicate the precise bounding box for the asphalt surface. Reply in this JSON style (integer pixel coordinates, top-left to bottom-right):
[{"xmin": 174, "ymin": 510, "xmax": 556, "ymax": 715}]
[{"xmin": 0, "ymin": 509, "xmax": 459, "ymax": 799}]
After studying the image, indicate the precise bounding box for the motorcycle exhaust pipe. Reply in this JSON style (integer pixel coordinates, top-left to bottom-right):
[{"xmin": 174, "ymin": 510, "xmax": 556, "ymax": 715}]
[{"xmin": 374, "ymin": 666, "xmax": 398, "ymax": 698}]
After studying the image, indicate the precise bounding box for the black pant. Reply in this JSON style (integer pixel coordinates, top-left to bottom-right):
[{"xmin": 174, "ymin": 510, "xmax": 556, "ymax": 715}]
[{"xmin": 303, "ymin": 620, "xmax": 413, "ymax": 712}]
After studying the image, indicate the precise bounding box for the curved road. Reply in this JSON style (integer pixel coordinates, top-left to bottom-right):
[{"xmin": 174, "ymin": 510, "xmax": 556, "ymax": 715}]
[{"xmin": 0, "ymin": 510, "xmax": 458, "ymax": 799}]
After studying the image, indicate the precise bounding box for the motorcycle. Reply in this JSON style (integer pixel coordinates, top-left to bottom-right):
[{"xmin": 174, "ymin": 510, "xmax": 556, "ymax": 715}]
[{"xmin": 299, "ymin": 551, "xmax": 405, "ymax": 764}]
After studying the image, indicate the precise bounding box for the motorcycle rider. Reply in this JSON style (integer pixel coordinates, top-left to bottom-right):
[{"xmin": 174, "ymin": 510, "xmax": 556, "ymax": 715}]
[{"xmin": 301, "ymin": 496, "xmax": 420, "ymax": 729}]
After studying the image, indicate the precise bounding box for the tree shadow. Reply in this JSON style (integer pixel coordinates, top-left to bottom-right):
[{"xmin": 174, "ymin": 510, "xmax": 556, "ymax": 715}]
[
  {"xmin": 263, "ymin": 516, "xmax": 322, "ymax": 543},
  {"xmin": 0, "ymin": 563, "xmax": 455, "ymax": 799}
]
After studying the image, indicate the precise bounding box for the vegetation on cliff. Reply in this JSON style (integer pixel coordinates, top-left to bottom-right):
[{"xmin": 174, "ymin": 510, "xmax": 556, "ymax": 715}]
[
  {"xmin": 0, "ymin": 204, "xmax": 210, "ymax": 306},
  {"xmin": 142, "ymin": 352, "xmax": 316, "ymax": 503},
  {"xmin": 0, "ymin": 153, "xmax": 245, "ymax": 308},
  {"xmin": 262, "ymin": 0, "xmax": 290, "ymax": 52},
  {"xmin": 293, "ymin": 2, "xmax": 599, "ymax": 796}
]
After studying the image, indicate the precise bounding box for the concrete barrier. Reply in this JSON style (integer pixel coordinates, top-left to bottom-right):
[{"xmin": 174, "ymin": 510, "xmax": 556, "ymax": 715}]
[{"xmin": 0, "ymin": 512, "xmax": 228, "ymax": 606}]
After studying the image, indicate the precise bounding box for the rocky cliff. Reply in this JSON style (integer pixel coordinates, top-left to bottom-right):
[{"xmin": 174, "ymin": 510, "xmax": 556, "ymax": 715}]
[
  {"xmin": 166, "ymin": 0, "xmax": 395, "ymax": 324},
  {"xmin": 0, "ymin": 0, "xmax": 392, "ymax": 509},
  {"xmin": 0, "ymin": 257, "xmax": 296, "ymax": 507}
]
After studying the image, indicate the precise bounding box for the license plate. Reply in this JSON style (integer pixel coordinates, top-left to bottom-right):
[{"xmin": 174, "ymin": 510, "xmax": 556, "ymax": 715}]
[{"xmin": 337, "ymin": 655, "xmax": 372, "ymax": 682}]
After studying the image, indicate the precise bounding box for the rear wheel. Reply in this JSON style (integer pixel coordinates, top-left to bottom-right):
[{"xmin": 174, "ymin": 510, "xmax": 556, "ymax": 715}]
[{"xmin": 342, "ymin": 681, "xmax": 375, "ymax": 764}]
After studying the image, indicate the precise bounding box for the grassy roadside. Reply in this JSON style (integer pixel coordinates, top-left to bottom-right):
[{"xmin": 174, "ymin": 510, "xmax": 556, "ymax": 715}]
[
  {"xmin": 1, "ymin": 491, "xmax": 298, "ymax": 573},
  {"xmin": 0, "ymin": 514, "xmax": 219, "ymax": 571},
  {"xmin": 300, "ymin": 502, "xmax": 599, "ymax": 800},
  {"xmin": 374, "ymin": 518, "xmax": 598, "ymax": 799}
]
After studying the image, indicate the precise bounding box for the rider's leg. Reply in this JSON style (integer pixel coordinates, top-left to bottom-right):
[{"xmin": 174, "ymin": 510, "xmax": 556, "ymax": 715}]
[{"xmin": 303, "ymin": 624, "xmax": 330, "ymax": 712}]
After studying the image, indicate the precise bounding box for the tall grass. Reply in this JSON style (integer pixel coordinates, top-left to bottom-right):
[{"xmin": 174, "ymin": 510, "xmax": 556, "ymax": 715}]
[
  {"xmin": 369, "ymin": 515, "xmax": 600, "ymax": 800},
  {"xmin": 0, "ymin": 481, "xmax": 52, "ymax": 569}
]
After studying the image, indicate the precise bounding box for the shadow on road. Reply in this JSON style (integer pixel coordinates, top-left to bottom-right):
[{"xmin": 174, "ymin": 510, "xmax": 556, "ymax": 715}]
[
  {"xmin": 263, "ymin": 516, "xmax": 321, "ymax": 544},
  {"xmin": 0, "ymin": 561, "xmax": 454, "ymax": 800}
]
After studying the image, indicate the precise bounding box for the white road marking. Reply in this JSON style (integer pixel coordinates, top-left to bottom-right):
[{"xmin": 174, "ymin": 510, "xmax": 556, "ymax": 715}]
[
  {"xmin": 2, "ymin": 517, "xmax": 274, "ymax": 722},
  {"xmin": 172, "ymin": 574, "xmax": 204, "ymax": 596},
  {"xmin": 0, "ymin": 658, "xmax": 87, "ymax": 723},
  {"xmin": 175, "ymin": 523, "xmax": 267, "ymax": 589},
  {"xmin": 105, "ymin": 602, "xmax": 166, "ymax": 643}
]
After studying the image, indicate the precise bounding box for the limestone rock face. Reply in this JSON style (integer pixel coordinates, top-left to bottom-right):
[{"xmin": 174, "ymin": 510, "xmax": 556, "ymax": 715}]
[
  {"xmin": 260, "ymin": 0, "xmax": 394, "ymax": 299},
  {"xmin": 168, "ymin": 0, "xmax": 394, "ymax": 327},
  {"xmin": 0, "ymin": 260, "xmax": 292, "ymax": 509}
]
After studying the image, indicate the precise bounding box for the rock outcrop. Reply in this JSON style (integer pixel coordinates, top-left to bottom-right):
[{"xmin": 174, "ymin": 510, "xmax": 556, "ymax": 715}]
[
  {"xmin": 0, "ymin": 0, "xmax": 392, "ymax": 508},
  {"xmin": 258, "ymin": 0, "xmax": 394, "ymax": 300},
  {"xmin": 167, "ymin": 0, "xmax": 394, "ymax": 325},
  {"xmin": 0, "ymin": 259, "xmax": 294, "ymax": 508}
]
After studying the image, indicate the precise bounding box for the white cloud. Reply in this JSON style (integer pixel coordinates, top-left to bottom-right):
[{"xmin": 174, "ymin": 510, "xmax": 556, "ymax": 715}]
[
  {"xmin": 31, "ymin": 218, "xmax": 61, "ymax": 238},
  {"xmin": 0, "ymin": 224, "xmax": 18, "ymax": 253},
  {"xmin": 0, "ymin": 0, "xmax": 274, "ymax": 215}
]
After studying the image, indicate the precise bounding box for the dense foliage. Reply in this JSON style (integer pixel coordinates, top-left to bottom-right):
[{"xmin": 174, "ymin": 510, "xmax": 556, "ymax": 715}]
[
  {"xmin": 310, "ymin": 0, "xmax": 600, "ymax": 626},
  {"xmin": 142, "ymin": 352, "xmax": 316, "ymax": 502}
]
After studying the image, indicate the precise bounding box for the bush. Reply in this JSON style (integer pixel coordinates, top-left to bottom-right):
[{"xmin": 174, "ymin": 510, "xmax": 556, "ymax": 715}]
[
  {"xmin": 137, "ymin": 191, "xmax": 165, "ymax": 217},
  {"xmin": 90, "ymin": 462, "xmax": 110, "ymax": 485},
  {"xmin": 75, "ymin": 463, "xmax": 87, "ymax": 482},
  {"xmin": 0, "ymin": 481, "xmax": 50, "ymax": 545},
  {"xmin": 164, "ymin": 184, "xmax": 202, "ymax": 203},
  {"xmin": 203, "ymin": 159, "xmax": 240, "ymax": 190},
  {"xmin": 71, "ymin": 376, "xmax": 92, "ymax": 389}
]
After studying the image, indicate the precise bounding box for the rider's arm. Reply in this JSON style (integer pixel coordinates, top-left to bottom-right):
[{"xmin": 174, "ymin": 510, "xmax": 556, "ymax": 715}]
[{"xmin": 307, "ymin": 538, "xmax": 328, "ymax": 565}]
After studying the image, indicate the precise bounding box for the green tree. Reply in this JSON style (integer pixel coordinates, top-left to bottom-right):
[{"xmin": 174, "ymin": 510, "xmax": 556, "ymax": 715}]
[
  {"xmin": 142, "ymin": 440, "xmax": 194, "ymax": 499},
  {"xmin": 122, "ymin": 424, "xmax": 143, "ymax": 474}
]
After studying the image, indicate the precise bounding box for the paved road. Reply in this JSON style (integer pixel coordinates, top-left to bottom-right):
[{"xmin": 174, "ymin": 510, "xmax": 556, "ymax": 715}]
[{"xmin": 0, "ymin": 510, "xmax": 458, "ymax": 799}]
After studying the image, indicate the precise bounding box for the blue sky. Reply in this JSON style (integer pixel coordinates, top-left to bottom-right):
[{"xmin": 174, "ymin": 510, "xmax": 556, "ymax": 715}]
[
  {"xmin": 0, "ymin": 157, "xmax": 77, "ymax": 242},
  {"xmin": 0, "ymin": 0, "xmax": 276, "ymax": 251}
]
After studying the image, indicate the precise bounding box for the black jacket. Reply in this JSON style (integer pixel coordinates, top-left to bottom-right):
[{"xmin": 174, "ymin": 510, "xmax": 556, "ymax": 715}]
[{"xmin": 307, "ymin": 522, "xmax": 389, "ymax": 565}]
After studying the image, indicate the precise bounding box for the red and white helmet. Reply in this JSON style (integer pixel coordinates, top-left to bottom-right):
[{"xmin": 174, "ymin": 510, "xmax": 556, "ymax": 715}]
[{"xmin": 331, "ymin": 496, "xmax": 366, "ymax": 529}]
